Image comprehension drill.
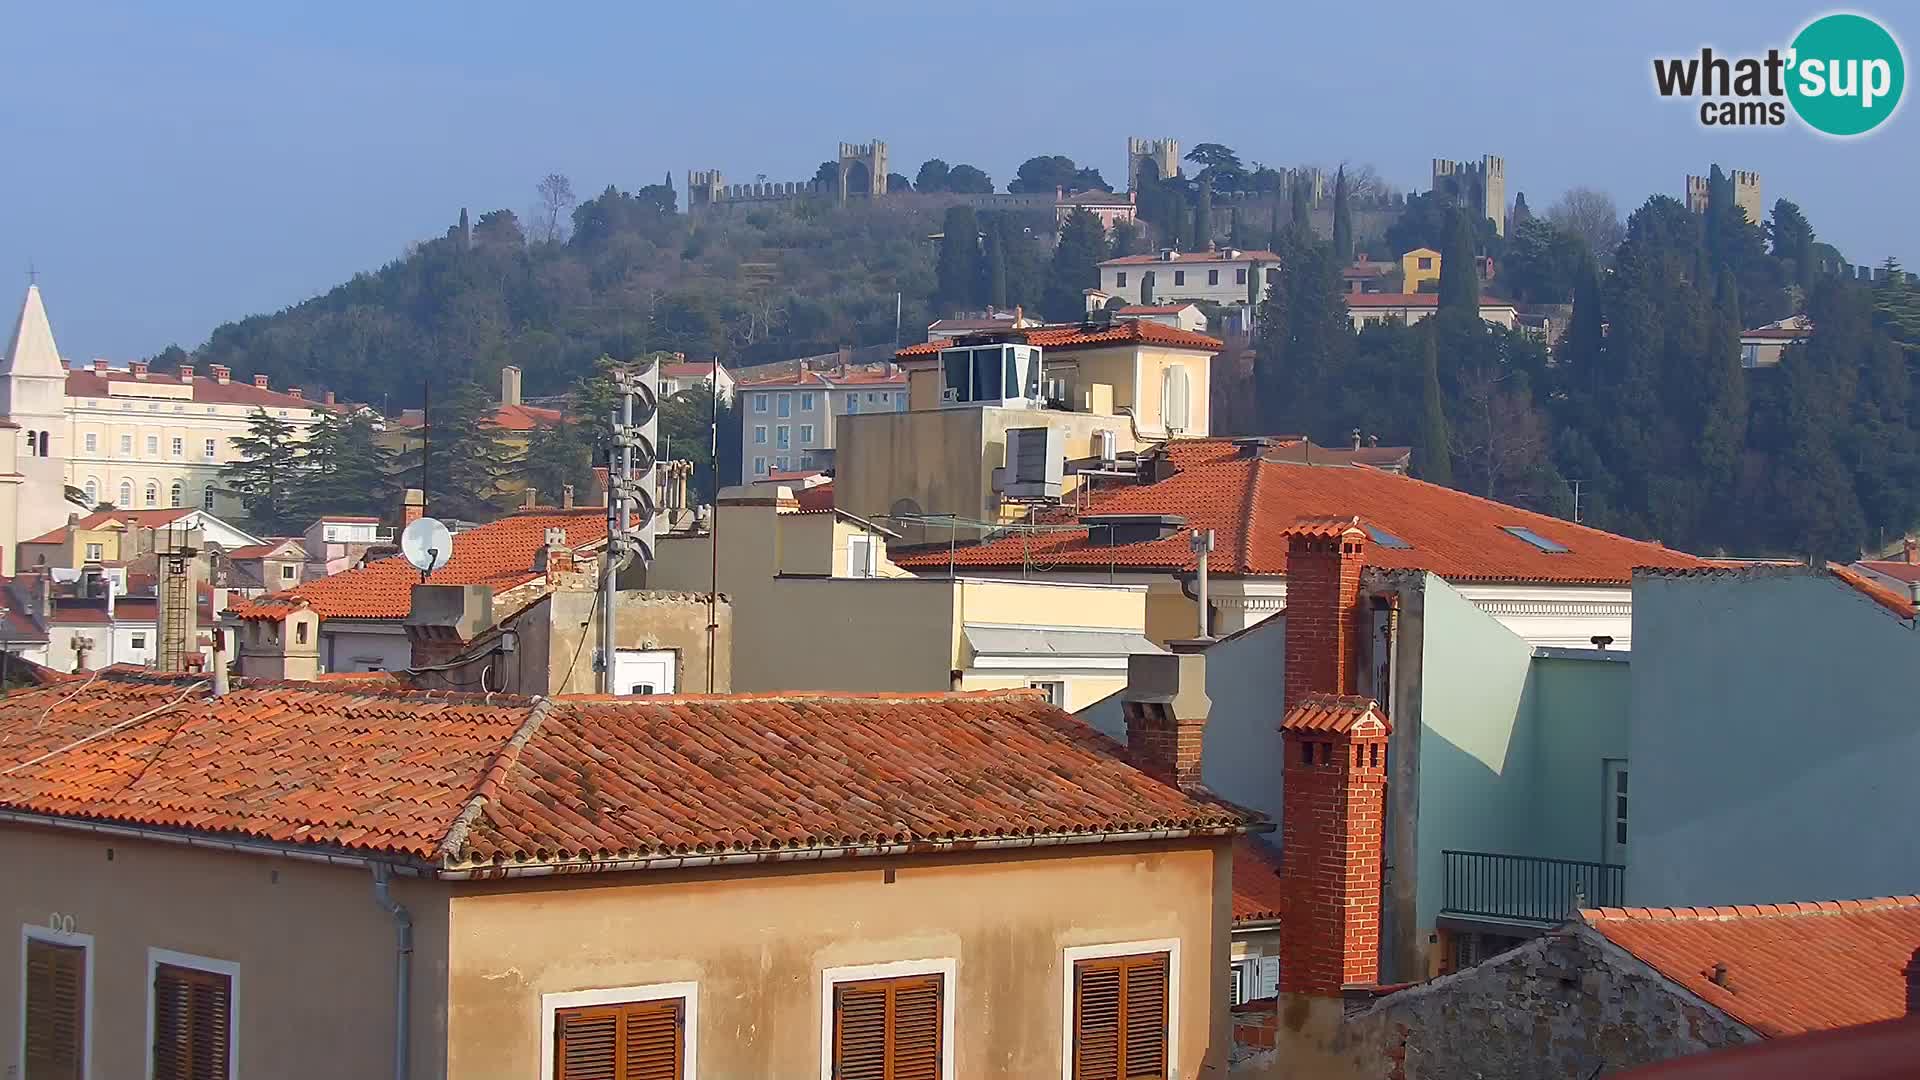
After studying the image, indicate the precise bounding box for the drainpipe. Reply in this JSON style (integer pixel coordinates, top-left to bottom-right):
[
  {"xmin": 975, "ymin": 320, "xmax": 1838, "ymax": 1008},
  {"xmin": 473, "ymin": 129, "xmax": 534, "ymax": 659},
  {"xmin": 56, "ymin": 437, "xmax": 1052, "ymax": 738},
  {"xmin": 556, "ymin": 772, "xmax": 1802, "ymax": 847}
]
[{"xmin": 369, "ymin": 863, "xmax": 413, "ymax": 1080}]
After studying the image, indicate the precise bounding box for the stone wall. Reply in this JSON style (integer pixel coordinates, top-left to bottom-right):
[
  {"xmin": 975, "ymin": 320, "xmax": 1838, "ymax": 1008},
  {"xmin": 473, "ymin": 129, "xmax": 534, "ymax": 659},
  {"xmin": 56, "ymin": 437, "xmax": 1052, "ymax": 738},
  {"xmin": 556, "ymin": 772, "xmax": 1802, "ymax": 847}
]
[{"xmin": 1235, "ymin": 929, "xmax": 1754, "ymax": 1078}]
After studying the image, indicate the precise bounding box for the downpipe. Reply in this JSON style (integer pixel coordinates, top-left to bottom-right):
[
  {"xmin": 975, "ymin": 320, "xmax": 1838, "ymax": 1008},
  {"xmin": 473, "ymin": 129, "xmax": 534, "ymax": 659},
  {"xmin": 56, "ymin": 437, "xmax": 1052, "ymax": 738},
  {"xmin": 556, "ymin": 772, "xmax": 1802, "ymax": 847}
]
[{"xmin": 370, "ymin": 863, "xmax": 413, "ymax": 1080}]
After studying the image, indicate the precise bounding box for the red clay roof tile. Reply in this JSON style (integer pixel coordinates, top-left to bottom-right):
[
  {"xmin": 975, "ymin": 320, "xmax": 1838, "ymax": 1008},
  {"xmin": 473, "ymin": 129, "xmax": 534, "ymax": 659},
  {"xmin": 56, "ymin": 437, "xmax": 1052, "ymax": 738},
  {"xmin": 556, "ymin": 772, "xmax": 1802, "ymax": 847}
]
[
  {"xmin": 0, "ymin": 676, "xmax": 1260, "ymax": 870},
  {"xmin": 1280, "ymin": 694, "xmax": 1389, "ymax": 735},
  {"xmin": 892, "ymin": 439, "xmax": 1704, "ymax": 584},
  {"xmin": 1582, "ymin": 896, "xmax": 1920, "ymax": 1038},
  {"xmin": 1232, "ymin": 838, "xmax": 1287, "ymax": 925},
  {"xmin": 229, "ymin": 508, "xmax": 608, "ymax": 621},
  {"xmin": 64, "ymin": 370, "xmax": 329, "ymax": 411}
]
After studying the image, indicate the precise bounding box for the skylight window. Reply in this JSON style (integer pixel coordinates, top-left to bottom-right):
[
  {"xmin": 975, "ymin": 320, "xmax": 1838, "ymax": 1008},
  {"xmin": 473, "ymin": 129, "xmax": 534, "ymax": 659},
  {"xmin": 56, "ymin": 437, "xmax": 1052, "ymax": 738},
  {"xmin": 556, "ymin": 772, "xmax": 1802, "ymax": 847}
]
[
  {"xmin": 1502, "ymin": 526, "xmax": 1569, "ymax": 553},
  {"xmin": 1364, "ymin": 524, "xmax": 1412, "ymax": 549}
]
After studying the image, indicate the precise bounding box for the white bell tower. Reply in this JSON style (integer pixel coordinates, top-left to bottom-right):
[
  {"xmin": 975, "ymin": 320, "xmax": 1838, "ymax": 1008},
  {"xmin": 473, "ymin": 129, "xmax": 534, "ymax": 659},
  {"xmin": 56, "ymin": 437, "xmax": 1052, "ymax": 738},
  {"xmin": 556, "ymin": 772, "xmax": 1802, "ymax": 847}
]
[{"xmin": 2, "ymin": 283, "xmax": 75, "ymax": 539}]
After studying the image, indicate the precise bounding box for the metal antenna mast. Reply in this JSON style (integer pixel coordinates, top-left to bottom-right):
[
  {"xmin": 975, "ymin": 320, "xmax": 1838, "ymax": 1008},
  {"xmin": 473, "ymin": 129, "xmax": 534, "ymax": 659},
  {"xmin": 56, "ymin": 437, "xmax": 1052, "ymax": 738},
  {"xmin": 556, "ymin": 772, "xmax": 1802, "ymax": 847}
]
[{"xmin": 595, "ymin": 360, "xmax": 660, "ymax": 693}]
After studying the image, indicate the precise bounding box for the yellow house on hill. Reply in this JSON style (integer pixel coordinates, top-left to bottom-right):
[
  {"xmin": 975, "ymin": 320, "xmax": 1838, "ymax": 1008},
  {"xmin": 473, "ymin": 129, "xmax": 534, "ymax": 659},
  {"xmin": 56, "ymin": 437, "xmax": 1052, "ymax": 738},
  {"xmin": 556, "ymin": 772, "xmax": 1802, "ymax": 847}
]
[{"xmin": 1401, "ymin": 247, "xmax": 1442, "ymax": 294}]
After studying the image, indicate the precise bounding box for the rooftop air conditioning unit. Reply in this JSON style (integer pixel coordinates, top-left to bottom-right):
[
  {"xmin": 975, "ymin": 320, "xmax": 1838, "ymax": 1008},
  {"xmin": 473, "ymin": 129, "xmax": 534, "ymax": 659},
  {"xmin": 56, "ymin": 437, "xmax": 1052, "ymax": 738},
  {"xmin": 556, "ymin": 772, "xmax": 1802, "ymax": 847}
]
[
  {"xmin": 1093, "ymin": 429, "xmax": 1118, "ymax": 466},
  {"xmin": 994, "ymin": 426, "xmax": 1063, "ymax": 500}
]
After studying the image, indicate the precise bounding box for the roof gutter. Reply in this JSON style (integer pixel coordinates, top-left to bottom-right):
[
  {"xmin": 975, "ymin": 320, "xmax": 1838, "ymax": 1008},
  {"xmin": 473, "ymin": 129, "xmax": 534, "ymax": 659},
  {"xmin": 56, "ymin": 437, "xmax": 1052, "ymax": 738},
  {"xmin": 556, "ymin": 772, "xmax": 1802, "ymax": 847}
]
[
  {"xmin": 0, "ymin": 809, "xmax": 434, "ymax": 875},
  {"xmin": 435, "ymin": 823, "xmax": 1267, "ymax": 880}
]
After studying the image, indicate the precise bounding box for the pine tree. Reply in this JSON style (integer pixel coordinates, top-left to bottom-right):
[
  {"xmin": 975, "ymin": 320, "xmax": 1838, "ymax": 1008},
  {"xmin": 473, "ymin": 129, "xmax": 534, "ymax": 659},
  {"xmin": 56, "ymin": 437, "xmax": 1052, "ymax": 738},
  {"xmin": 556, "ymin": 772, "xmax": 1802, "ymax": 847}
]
[
  {"xmin": 516, "ymin": 417, "xmax": 598, "ymax": 505},
  {"xmin": 1331, "ymin": 167, "xmax": 1353, "ymax": 262},
  {"xmin": 1437, "ymin": 207, "xmax": 1480, "ymax": 314},
  {"xmin": 1417, "ymin": 323, "xmax": 1453, "ymax": 485},
  {"xmin": 984, "ymin": 217, "xmax": 1009, "ymax": 309},
  {"xmin": 220, "ymin": 408, "xmax": 305, "ymax": 533},
  {"xmin": 935, "ymin": 207, "xmax": 982, "ymax": 313},
  {"xmin": 291, "ymin": 411, "xmax": 396, "ymax": 522},
  {"xmin": 406, "ymin": 380, "xmax": 514, "ymax": 522},
  {"xmin": 1042, "ymin": 207, "xmax": 1108, "ymax": 321}
]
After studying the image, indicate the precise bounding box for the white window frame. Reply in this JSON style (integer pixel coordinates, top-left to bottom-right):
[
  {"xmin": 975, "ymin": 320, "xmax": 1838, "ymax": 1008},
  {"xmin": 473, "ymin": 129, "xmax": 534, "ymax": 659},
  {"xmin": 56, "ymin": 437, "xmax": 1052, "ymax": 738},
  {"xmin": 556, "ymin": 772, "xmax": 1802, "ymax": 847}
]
[
  {"xmin": 818, "ymin": 957, "xmax": 957, "ymax": 1080},
  {"xmin": 775, "ymin": 425, "xmax": 790, "ymax": 450},
  {"xmin": 84, "ymin": 432, "xmax": 97, "ymax": 453},
  {"xmin": 120, "ymin": 435, "xmax": 133, "ymax": 455},
  {"xmin": 800, "ymin": 392, "xmax": 815, "ymax": 411},
  {"xmin": 202, "ymin": 488, "xmax": 216, "ymax": 511},
  {"xmin": 1059, "ymin": 938, "xmax": 1180, "ymax": 1080},
  {"xmin": 847, "ymin": 534, "xmax": 876, "ymax": 578},
  {"xmin": 203, "ymin": 438, "xmax": 217, "ymax": 461},
  {"xmin": 84, "ymin": 479, "xmax": 98, "ymax": 503},
  {"xmin": 799, "ymin": 424, "xmax": 814, "ymax": 446},
  {"xmin": 146, "ymin": 435, "xmax": 159, "ymax": 455},
  {"xmin": 171, "ymin": 437, "xmax": 184, "ymax": 457},
  {"xmin": 85, "ymin": 543, "xmax": 103, "ymax": 562},
  {"xmin": 777, "ymin": 392, "xmax": 792, "ymax": 418},
  {"xmin": 145, "ymin": 948, "xmax": 239, "ymax": 1080},
  {"xmin": 1028, "ymin": 680, "xmax": 1066, "ymax": 707},
  {"xmin": 753, "ymin": 456, "xmax": 767, "ymax": 477},
  {"xmin": 753, "ymin": 393, "xmax": 769, "ymax": 413},
  {"xmin": 539, "ymin": 980, "xmax": 698, "ymax": 1080},
  {"xmin": 753, "ymin": 425, "xmax": 767, "ymax": 445},
  {"xmin": 21, "ymin": 923, "xmax": 95, "ymax": 1080}
]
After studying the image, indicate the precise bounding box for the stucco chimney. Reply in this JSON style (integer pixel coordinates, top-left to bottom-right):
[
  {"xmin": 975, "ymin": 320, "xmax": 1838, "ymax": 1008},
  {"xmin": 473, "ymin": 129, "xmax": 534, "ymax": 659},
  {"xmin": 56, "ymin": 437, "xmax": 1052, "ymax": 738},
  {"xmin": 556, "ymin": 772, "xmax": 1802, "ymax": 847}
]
[
  {"xmin": 287, "ymin": 387, "xmax": 303, "ymax": 400},
  {"xmin": 402, "ymin": 487, "xmax": 426, "ymax": 529},
  {"xmin": 521, "ymin": 488, "xmax": 538, "ymax": 511},
  {"xmin": 129, "ymin": 361, "xmax": 148, "ymax": 379},
  {"xmin": 500, "ymin": 365, "xmax": 523, "ymax": 407},
  {"xmin": 1279, "ymin": 693, "xmax": 1391, "ymax": 996},
  {"xmin": 209, "ymin": 364, "xmax": 231, "ymax": 384},
  {"xmin": 1122, "ymin": 647, "xmax": 1211, "ymax": 789},
  {"xmin": 92, "ymin": 359, "xmax": 108, "ymax": 373},
  {"xmin": 324, "ymin": 390, "xmax": 337, "ymax": 406},
  {"xmin": 561, "ymin": 484, "xmax": 575, "ymax": 510},
  {"xmin": 179, "ymin": 364, "xmax": 194, "ymax": 381},
  {"xmin": 1905, "ymin": 537, "xmax": 1917, "ymax": 565},
  {"xmin": 532, "ymin": 527, "xmax": 576, "ymax": 576},
  {"xmin": 253, "ymin": 374, "xmax": 270, "ymax": 389},
  {"xmin": 1282, "ymin": 522, "xmax": 1370, "ymax": 711}
]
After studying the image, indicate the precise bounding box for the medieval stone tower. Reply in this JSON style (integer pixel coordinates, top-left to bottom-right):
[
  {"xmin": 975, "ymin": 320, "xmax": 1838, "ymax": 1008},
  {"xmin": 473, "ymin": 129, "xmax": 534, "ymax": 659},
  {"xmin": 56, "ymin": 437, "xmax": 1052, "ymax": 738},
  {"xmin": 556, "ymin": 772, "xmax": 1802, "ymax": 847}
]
[
  {"xmin": 1431, "ymin": 155, "xmax": 1507, "ymax": 236},
  {"xmin": 1685, "ymin": 169, "xmax": 1763, "ymax": 224},
  {"xmin": 1128, "ymin": 137, "xmax": 1181, "ymax": 189},
  {"xmin": 837, "ymin": 141, "xmax": 887, "ymax": 203}
]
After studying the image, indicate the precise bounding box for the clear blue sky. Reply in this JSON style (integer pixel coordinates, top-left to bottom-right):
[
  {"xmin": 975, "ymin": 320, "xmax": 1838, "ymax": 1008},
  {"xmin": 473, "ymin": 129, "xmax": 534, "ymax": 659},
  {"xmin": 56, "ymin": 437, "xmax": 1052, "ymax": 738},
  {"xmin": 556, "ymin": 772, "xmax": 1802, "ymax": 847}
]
[{"xmin": 2, "ymin": 1, "xmax": 1912, "ymax": 362}]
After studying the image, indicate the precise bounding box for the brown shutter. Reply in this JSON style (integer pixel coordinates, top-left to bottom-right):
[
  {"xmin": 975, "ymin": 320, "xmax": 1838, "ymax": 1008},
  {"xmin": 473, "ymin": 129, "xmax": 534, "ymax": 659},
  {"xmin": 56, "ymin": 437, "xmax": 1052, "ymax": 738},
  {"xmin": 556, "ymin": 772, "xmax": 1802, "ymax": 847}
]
[
  {"xmin": 555, "ymin": 1000, "xmax": 683, "ymax": 1080},
  {"xmin": 152, "ymin": 963, "xmax": 231, "ymax": 1080},
  {"xmin": 1121, "ymin": 956, "xmax": 1168, "ymax": 1079},
  {"xmin": 24, "ymin": 938, "xmax": 86, "ymax": 1080},
  {"xmin": 833, "ymin": 974, "xmax": 944, "ymax": 1080},
  {"xmin": 1072, "ymin": 953, "xmax": 1168, "ymax": 1080}
]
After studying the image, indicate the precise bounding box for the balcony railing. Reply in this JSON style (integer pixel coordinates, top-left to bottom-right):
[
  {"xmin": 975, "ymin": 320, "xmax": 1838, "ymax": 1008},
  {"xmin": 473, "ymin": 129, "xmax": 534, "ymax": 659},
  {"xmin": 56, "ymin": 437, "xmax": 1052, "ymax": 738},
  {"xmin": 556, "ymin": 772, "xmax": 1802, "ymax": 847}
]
[{"xmin": 1440, "ymin": 850, "xmax": 1625, "ymax": 925}]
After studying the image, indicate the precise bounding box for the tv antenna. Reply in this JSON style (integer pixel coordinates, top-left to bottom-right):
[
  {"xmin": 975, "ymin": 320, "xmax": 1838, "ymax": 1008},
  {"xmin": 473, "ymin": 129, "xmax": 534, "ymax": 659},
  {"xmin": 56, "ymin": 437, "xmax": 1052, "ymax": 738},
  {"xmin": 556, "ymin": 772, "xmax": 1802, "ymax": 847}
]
[{"xmin": 400, "ymin": 517, "xmax": 453, "ymax": 583}]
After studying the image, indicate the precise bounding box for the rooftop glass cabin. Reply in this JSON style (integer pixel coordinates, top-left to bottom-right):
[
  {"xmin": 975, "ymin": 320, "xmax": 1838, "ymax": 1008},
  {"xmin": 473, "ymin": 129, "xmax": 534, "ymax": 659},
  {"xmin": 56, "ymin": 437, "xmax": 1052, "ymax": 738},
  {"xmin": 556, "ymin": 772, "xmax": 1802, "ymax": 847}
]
[{"xmin": 939, "ymin": 343, "xmax": 1044, "ymax": 409}]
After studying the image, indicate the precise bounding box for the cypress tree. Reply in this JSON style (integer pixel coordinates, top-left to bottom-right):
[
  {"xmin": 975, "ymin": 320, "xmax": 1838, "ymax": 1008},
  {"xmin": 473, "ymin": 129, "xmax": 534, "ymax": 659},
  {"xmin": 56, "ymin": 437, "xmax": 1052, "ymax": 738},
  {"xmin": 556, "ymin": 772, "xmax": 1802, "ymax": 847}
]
[
  {"xmin": 984, "ymin": 217, "xmax": 1009, "ymax": 309},
  {"xmin": 1195, "ymin": 179, "xmax": 1214, "ymax": 250},
  {"xmin": 1511, "ymin": 191, "xmax": 1532, "ymax": 227},
  {"xmin": 1042, "ymin": 207, "xmax": 1108, "ymax": 321},
  {"xmin": 1331, "ymin": 167, "xmax": 1353, "ymax": 262},
  {"xmin": 1111, "ymin": 221, "xmax": 1138, "ymax": 258},
  {"xmin": 1290, "ymin": 173, "xmax": 1311, "ymax": 231},
  {"xmin": 1417, "ymin": 323, "xmax": 1453, "ymax": 485},
  {"xmin": 1437, "ymin": 207, "xmax": 1479, "ymax": 314},
  {"xmin": 1140, "ymin": 273, "xmax": 1155, "ymax": 306},
  {"xmin": 936, "ymin": 206, "xmax": 981, "ymax": 313}
]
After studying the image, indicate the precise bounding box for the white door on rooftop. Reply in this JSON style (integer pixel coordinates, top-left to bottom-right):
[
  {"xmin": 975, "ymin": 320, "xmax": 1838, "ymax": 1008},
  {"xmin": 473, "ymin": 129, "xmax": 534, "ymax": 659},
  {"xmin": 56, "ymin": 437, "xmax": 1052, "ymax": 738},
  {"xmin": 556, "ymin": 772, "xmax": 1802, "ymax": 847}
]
[{"xmin": 613, "ymin": 648, "xmax": 676, "ymax": 695}]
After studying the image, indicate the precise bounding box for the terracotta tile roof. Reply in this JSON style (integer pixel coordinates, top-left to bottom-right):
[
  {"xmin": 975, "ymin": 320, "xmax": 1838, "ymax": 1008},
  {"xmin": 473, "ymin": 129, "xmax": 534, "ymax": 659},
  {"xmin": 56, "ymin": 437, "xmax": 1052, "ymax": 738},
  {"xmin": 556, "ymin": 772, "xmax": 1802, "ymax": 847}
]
[
  {"xmin": 892, "ymin": 438, "xmax": 1705, "ymax": 583},
  {"xmin": 1101, "ymin": 249, "xmax": 1281, "ymax": 266},
  {"xmin": 1345, "ymin": 293, "xmax": 1516, "ymax": 309},
  {"xmin": 1828, "ymin": 564, "xmax": 1916, "ymax": 619},
  {"xmin": 1854, "ymin": 559, "xmax": 1920, "ymax": 585},
  {"xmin": 65, "ymin": 369, "xmax": 330, "ymax": 411},
  {"xmin": 229, "ymin": 508, "xmax": 609, "ymax": 621},
  {"xmin": 1232, "ymin": 838, "xmax": 1287, "ymax": 925},
  {"xmin": 21, "ymin": 508, "xmax": 199, "ymax": 546},
  {"xmin": 1058, "ymin": 189, "xmax": 1132, "ymax": 206},
  {"xmin": 660, "ymin": 361, "xmax": 725, "ymax": 379},
  {"xmin": 1741, "ymin": 327, "xmax": 1812, "ymax": 341},
  {"xmin": 391, "ymin": 403, "xmax": 566, "ymax": 432},
  {"xmin": 1280, "ymin": 694, "xmax": 1389, "ymax": 735},
  {"xmin": 0, "ymin": 677, "xmax": 1259, "ymax": 871},
  {"xmin": 896, "ymin": 319, "xmax": 1223, "ymax": 359},
  {"xmin": 225, "ymin": 540, "xmax": 303, "ymax": 561},
  {"xmin": 795, "ymin": 481, "xmax": 834, "ymax": 512},
  {"xmin": 1581, "ymin": 896, "xmax": 1920, "ymax": 1038}
]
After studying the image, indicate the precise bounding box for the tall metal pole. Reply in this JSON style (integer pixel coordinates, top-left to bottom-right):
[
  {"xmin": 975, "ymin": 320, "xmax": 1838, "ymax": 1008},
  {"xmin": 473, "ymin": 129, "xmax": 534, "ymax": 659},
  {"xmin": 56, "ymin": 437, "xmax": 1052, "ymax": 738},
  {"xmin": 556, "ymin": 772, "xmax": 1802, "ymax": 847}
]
[
  {"xmin": 1190, "ymin": 528, "xmax": 1216, "ymax": 638},
  {"xmin": 706, "ymin": 356, "xmax": 720, "ymax": 693},
  {"xmin": 597, "ymin": 395, "xmax": 629, "ymax": 694}
]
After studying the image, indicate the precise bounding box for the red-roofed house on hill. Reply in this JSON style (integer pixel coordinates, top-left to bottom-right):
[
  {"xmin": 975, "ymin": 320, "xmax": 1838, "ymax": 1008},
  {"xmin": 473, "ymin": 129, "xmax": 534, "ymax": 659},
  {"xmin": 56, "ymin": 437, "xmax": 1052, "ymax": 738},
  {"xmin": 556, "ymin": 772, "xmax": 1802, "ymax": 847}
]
[
  {"xmin": 835, "ymin": 318, "xmax": 1225, "ymax": 546},
  {"xmin": 1098, "ymin": 246, "xmax": 1283, "ymax": 307},
  {"xmin": 0, "ymin": 672, "xmax": 1263, "ymax": 1078}
]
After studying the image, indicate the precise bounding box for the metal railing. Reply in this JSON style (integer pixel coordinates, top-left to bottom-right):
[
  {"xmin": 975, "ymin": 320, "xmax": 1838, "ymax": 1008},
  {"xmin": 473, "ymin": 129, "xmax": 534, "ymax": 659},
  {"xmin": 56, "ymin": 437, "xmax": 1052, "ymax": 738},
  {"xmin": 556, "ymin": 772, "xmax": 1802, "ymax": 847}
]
[{"xmin": 1440, "ymin": 850, "xmax": 1625, "ymax": 924}]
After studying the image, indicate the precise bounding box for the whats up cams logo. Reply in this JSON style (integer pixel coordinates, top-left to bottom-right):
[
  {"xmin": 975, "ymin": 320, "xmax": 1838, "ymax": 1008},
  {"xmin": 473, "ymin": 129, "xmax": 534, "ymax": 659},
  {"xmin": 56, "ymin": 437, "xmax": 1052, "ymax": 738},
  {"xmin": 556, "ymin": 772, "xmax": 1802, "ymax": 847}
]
[{"xmin": 1653, "ymin": 12, "xmax": 1905, "ymax": 136}]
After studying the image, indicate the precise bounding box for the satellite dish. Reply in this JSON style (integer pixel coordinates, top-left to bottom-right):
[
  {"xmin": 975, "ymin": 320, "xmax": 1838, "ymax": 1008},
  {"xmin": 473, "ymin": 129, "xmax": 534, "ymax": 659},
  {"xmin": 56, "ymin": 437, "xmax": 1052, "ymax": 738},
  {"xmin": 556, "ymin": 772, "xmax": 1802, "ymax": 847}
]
[{"xmin": 401, "ymin": 517, "xmax": 453, "ymax": 577}]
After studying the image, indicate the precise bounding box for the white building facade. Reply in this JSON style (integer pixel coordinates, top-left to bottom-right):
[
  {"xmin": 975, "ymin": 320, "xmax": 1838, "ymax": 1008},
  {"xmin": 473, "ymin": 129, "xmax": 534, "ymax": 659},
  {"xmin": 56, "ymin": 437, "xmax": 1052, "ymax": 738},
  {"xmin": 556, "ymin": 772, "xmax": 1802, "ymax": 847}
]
[
  {"xmin": 2, "ymin": 285, "xmax": 329, "ymax": 540},
  {"xmin": 1098, "ymin": 248, "xmax": 1282, "ymax": 307}
]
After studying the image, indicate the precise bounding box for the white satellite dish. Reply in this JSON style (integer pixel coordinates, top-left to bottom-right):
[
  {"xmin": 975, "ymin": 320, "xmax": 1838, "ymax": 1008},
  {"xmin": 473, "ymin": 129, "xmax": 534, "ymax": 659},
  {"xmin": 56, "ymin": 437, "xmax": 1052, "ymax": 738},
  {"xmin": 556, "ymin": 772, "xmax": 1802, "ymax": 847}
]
[{"xmin": 400, "ymin": 517, "xmax": 453, "ymax": 577}]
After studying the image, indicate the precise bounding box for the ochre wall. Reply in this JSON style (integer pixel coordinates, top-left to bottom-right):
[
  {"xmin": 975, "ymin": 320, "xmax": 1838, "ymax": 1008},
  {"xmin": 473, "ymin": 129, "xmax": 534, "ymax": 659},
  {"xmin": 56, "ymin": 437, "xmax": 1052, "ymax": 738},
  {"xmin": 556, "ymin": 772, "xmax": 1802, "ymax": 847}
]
[
  {"xmin": 0, "ymin": 825, "xmax": 450, "ymax": 1080},
  {"xmin": 444, "ymin": 841, "xmax": 1231, "ymax": 1079}
]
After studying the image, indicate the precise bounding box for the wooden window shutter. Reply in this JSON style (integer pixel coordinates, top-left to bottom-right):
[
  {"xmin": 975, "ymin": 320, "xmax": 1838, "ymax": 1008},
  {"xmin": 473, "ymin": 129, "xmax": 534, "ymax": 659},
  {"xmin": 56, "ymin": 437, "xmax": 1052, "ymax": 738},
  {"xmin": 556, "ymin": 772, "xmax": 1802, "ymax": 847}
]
[
  {"xmin": 152, "ymin": 963, "xmax": 232, "ymax": 1080},
  {"xmin": 832, "ymin": 974, "xmax": 943, "ymax": 1080},
  {"xmin": 1072, "ymin": 953, "xmax": 1168, "ymax": 1080},
  {"xmin": 24, "ymin": 939, "xmax": 85, "ymax": 1080},
  {"xmin": 554, "ymin": 999, "xmax": 684, "ymax": 1080}
]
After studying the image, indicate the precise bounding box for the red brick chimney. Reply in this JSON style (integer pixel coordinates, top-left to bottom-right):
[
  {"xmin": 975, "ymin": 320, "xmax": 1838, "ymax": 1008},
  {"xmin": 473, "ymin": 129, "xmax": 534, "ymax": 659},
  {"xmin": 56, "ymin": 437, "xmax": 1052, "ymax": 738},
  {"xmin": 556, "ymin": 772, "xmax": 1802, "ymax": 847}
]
[
  {"xmin": 1121, "ymin": 646, "xmax": 1211, "ymax": 789},
  {"xmin": 1279, "ymin": 694, "xmax": 1391, "ymax": 995},
  {"xmin": 129, "ymin": 360, "xmax": 148, "ymax": 379},
  {"xmin": 1282, "ymin": 521, "xmax": 1370, "ymax": 710},
  {"xmin": 401, "ymin": 487, "xmax": 426, "ymax": 529}
]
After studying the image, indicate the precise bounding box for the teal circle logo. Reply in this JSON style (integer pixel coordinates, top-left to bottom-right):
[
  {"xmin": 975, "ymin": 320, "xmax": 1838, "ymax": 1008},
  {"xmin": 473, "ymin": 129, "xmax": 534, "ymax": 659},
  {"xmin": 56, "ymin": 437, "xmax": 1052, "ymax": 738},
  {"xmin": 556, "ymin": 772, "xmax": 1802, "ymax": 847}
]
[{"xmin": 1787, "ymin": 13, "xmax": 1904, "ymax": 136}]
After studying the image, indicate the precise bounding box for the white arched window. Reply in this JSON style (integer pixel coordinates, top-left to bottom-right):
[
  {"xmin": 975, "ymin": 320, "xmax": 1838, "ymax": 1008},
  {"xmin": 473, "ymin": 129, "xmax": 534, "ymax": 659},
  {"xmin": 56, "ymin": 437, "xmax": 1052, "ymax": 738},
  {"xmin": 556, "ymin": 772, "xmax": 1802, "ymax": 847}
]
[
  {"xmin": 118, "ymin": 480, "xmax": 132, "ymax": 507},
  {"xmin": 84, "ymin": 478, "xmax": 98, "ymax": 504},
  {"xmin": 203, "ymin": 486, "xmax": 216, "ymax": 510},
  {"xmin": 144, "ymin": 481, "xmax": 158, "ymax": 507},
  {"xmin": 169, "ymin": 480, "xmax": 185, "ymax": 508},
  {"xmin": 1161, "ymin": 365, "xmax": 1191, "ymax": 435}
]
